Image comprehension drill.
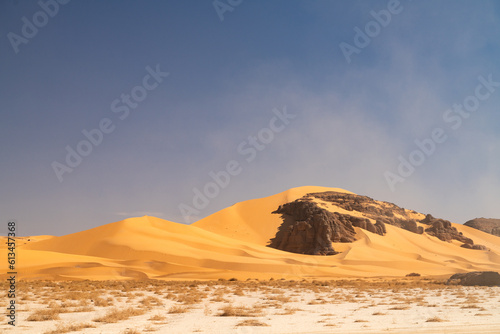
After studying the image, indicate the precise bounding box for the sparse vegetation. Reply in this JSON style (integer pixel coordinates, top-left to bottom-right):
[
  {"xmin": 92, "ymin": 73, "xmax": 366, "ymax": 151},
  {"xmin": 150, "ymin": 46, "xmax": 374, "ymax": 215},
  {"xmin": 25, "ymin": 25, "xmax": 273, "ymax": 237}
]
[
  {"xmin": 43, "ymin": 322, "xmax": 96, "ymax": 334},
  {"xmin": 168, "ymin": 305, "xmax": 189, "ymax": 314},
  {"xmin": 148, "ymin": 313, "xmax": 167, "ymax": 321},
  {"xmin": 218, "ymin": 304, "xmax": 263, "ymax": 317},
  {"xmin": 93, "ymin": 307, "xmax": 145, "ymax": 323},
  {"xmin": 27, "ymin": 308, "xmax": 61, "ymax": 321},
  {"xmin": 94, "ymin": 297, "xmax": 113, "ymax": 307},
  {"xmin": 426, "ymin": 316, "xmax": 447, "ymax": 322},
  {"xmin": 139, "ymin": 296, "xmax": 163, "ymax": 307},
  {"xmin": 389, "ymin": 305, "xmax": 410, "ymax": 310},
  {"xmin": 5, "ymin": 278, "xmax": 497, "ymax": 333},
  {"xmin": 236, "ymin": 319, "xmax": 269, "ymax": 326}
]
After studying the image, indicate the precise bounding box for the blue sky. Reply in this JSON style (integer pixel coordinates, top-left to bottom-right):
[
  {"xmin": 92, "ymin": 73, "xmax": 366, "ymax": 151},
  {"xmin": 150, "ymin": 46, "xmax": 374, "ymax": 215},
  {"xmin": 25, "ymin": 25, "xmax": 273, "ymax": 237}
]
[{"xmin": 1, "ymin": 0, "xmax": 500, "ymax": 236}]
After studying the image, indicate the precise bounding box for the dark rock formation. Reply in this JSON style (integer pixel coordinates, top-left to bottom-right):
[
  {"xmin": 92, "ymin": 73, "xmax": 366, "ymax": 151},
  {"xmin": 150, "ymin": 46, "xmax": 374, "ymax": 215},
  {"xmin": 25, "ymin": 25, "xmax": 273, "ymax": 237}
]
[
  {"xmin": 351, "ymin": 217, "xmax": 386, "ymax": 236},
  {"xmin": 406, "ymin": 273, "xmax": 421, "ymax": 277},
  {"xmin": 398, "ymin": 219, "xmax": 424, "ymax": 234},
  {"xmin": 269, "ymin": 201, "xmax": 358, "ymax": 255},
  {"xmin": 447, "ymin": 271, "xmax": 500, "ymax": 286},
  {"xmin": 464, "ymin": 218, "xmax": 500, "ymax": 237},
  {"xmin": 269, "ymin": 191, "xmax": 483, "ymax": 256},
  {"xmin": 420, "ymin": 214, "xmax": 473, "ymax": 245},
  {"xmin": 419, "ymin": 214, "xmax": 436, "ymax": 225},
  {"xmin": 309, "ymin": 191, "xmax": 423, "ymax": 234},
  {"xmin": 460, "ymin": 244, "xmax": 489, "ymax": 251}
]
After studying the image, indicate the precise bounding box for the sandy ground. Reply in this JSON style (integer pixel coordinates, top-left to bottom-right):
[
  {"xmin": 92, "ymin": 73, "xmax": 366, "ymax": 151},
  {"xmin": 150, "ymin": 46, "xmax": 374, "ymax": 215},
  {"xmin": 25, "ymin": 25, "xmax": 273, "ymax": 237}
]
[{"xmin": 1, "ymin": 279, "xmax": 499, "ymax": 334}]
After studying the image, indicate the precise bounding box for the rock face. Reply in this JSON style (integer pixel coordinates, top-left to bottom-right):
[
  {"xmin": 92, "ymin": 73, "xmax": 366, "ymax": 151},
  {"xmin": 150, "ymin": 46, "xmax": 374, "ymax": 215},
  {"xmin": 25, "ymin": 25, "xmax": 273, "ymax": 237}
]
[
  {"xmin": 350, "ymin": 216, "xmax": 386, "ymax": 235},
  {"xmin": 309, "ymin": 191, "xmax": 423, "ymax": 234},
  {"xmin": 447, "ymin": 271, "xmax": 500, "ymax": 286},
  {"xmin": 420, "ymin": 214, "xmax": 473, "ymax": 245},
  {"xmin": 464, "ymin": 218, "xmax": 500, "ymax": 237},
  {"xmin": 269, "ymin": 200, "xmax": 372, "ymax": 255}
]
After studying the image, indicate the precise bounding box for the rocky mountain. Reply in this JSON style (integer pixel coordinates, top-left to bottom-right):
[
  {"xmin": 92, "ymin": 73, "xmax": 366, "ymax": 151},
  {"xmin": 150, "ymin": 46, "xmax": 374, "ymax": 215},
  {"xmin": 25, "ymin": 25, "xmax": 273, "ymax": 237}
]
[
  {"xmin": 270, "ymin": 191, "xmax": 488, "ymax": 255},
  {"xmin": 464, "ymin": 218, "xmax": 500, "ymax": 237}
]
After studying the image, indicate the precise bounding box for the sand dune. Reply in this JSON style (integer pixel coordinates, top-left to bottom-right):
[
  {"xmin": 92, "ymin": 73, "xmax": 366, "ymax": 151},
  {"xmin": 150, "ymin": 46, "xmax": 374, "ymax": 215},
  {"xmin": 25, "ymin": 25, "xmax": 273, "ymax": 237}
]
[
  {"xmin": 193, "ymin": 186, "xmax": 353, "ymax": 244},
  {"xmin": 2, "ymin": 186, "xmax": 500, "ymax": 280}
]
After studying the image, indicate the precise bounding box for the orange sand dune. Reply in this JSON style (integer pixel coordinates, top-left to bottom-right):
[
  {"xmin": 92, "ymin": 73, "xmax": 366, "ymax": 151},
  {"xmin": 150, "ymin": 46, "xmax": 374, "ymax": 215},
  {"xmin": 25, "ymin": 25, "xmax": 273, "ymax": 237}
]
[
  {"xmin": 2, "ymin": 186, "xmax": 500, "ymax": 280},
  {"xmin": 193, "ymin": 186, "xmax": 353, "ymax": 244}
]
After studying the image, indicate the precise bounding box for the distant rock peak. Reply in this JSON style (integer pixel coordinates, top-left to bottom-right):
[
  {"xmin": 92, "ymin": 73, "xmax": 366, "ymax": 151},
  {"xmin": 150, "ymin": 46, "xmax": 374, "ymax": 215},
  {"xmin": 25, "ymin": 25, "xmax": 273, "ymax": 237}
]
[{"xmin": 464, "ymin": 218, "xmax": 500, "ymax": 237}]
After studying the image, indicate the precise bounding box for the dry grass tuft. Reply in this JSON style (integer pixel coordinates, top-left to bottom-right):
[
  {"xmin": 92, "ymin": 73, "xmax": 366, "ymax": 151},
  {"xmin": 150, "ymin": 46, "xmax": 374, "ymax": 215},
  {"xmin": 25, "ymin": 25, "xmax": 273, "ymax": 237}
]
[
  {"xmin": 461, "ymin": 304, "xmax": 480, "ymax": 309},
  {"xmin": 139, "ymin": 296, "xmax": 163, "ymax": 307},
  {"xmin": 236, "ymin": 319, "xmax": 269, "ymax": 326},
  {"xmin": 372, "ymin": 311, "xmax": 386, "ymax": 315},
  {"xmin": 93, "ymin": 297, "xmax": 113, "ymax": 307},
  {"xmin": 266, "ymin": 294, "xmax": 291, "ymax": 303},
  {"xmin": 426, "ymin": 316, "xmax": 447, "ymax": 322},
  {"xmin": 93, "ymin": 307, "xmax": 145, "ymax": 323},
  {"xmin": 27, "ymin": 308, "xmax": 61, "ymax": 321},
  {"xmin": 43, "ymin": 322, "xmax": 96, "ymax": 334},
  {"xmin": 218, "ymin": 304, "xmax": 263, "ymax": 317},
  {"xmin": 168, "ymin": 305, "xmax": 189, "ymax": 314}
]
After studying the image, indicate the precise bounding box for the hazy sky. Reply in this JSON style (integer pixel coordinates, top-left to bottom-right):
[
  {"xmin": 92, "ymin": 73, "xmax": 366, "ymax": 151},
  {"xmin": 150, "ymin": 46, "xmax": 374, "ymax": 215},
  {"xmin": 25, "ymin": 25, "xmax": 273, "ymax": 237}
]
[{"xmin": 1, "ymin": 0, "xmax": 500, "ymax": 236}]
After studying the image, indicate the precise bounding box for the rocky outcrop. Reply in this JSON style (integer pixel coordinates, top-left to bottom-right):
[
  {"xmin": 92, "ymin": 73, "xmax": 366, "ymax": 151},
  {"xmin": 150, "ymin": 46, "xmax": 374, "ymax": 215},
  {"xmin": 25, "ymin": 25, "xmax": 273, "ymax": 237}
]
[
  {"xmin": 464, "ymin": 218, "xmax": 500, "ymax": 237},
  {"xmin": 269, "ymin": 191, "xmax": 485, "ymax": 256},
  {"xmin": 309, "ymin": 191, "xmax": 423, "ymax": 234},
  {"xmin": 269, "ymin": 199, "xmax": 389, "ymax": 255},
  {"xmin": 460, "ymin": 243, "xmax": 489, "ymax": 251},
  {"xmin": 420, "ymin": 214, "xmax": 473, "ymax": 245},
  {"xmin": 269, "ymin": 201, "xmax": 358, "ymax": 255},
  {"xmin": 350, "ymin": 217, "xmax": 386, "ymax": 235},
  {"xmin": 395, "ymin": 219, "xmax": 424, "ymax": 234},
  {"xmin": 447, "ymin": 271, "xmax": 500, "ymax": 286}
]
